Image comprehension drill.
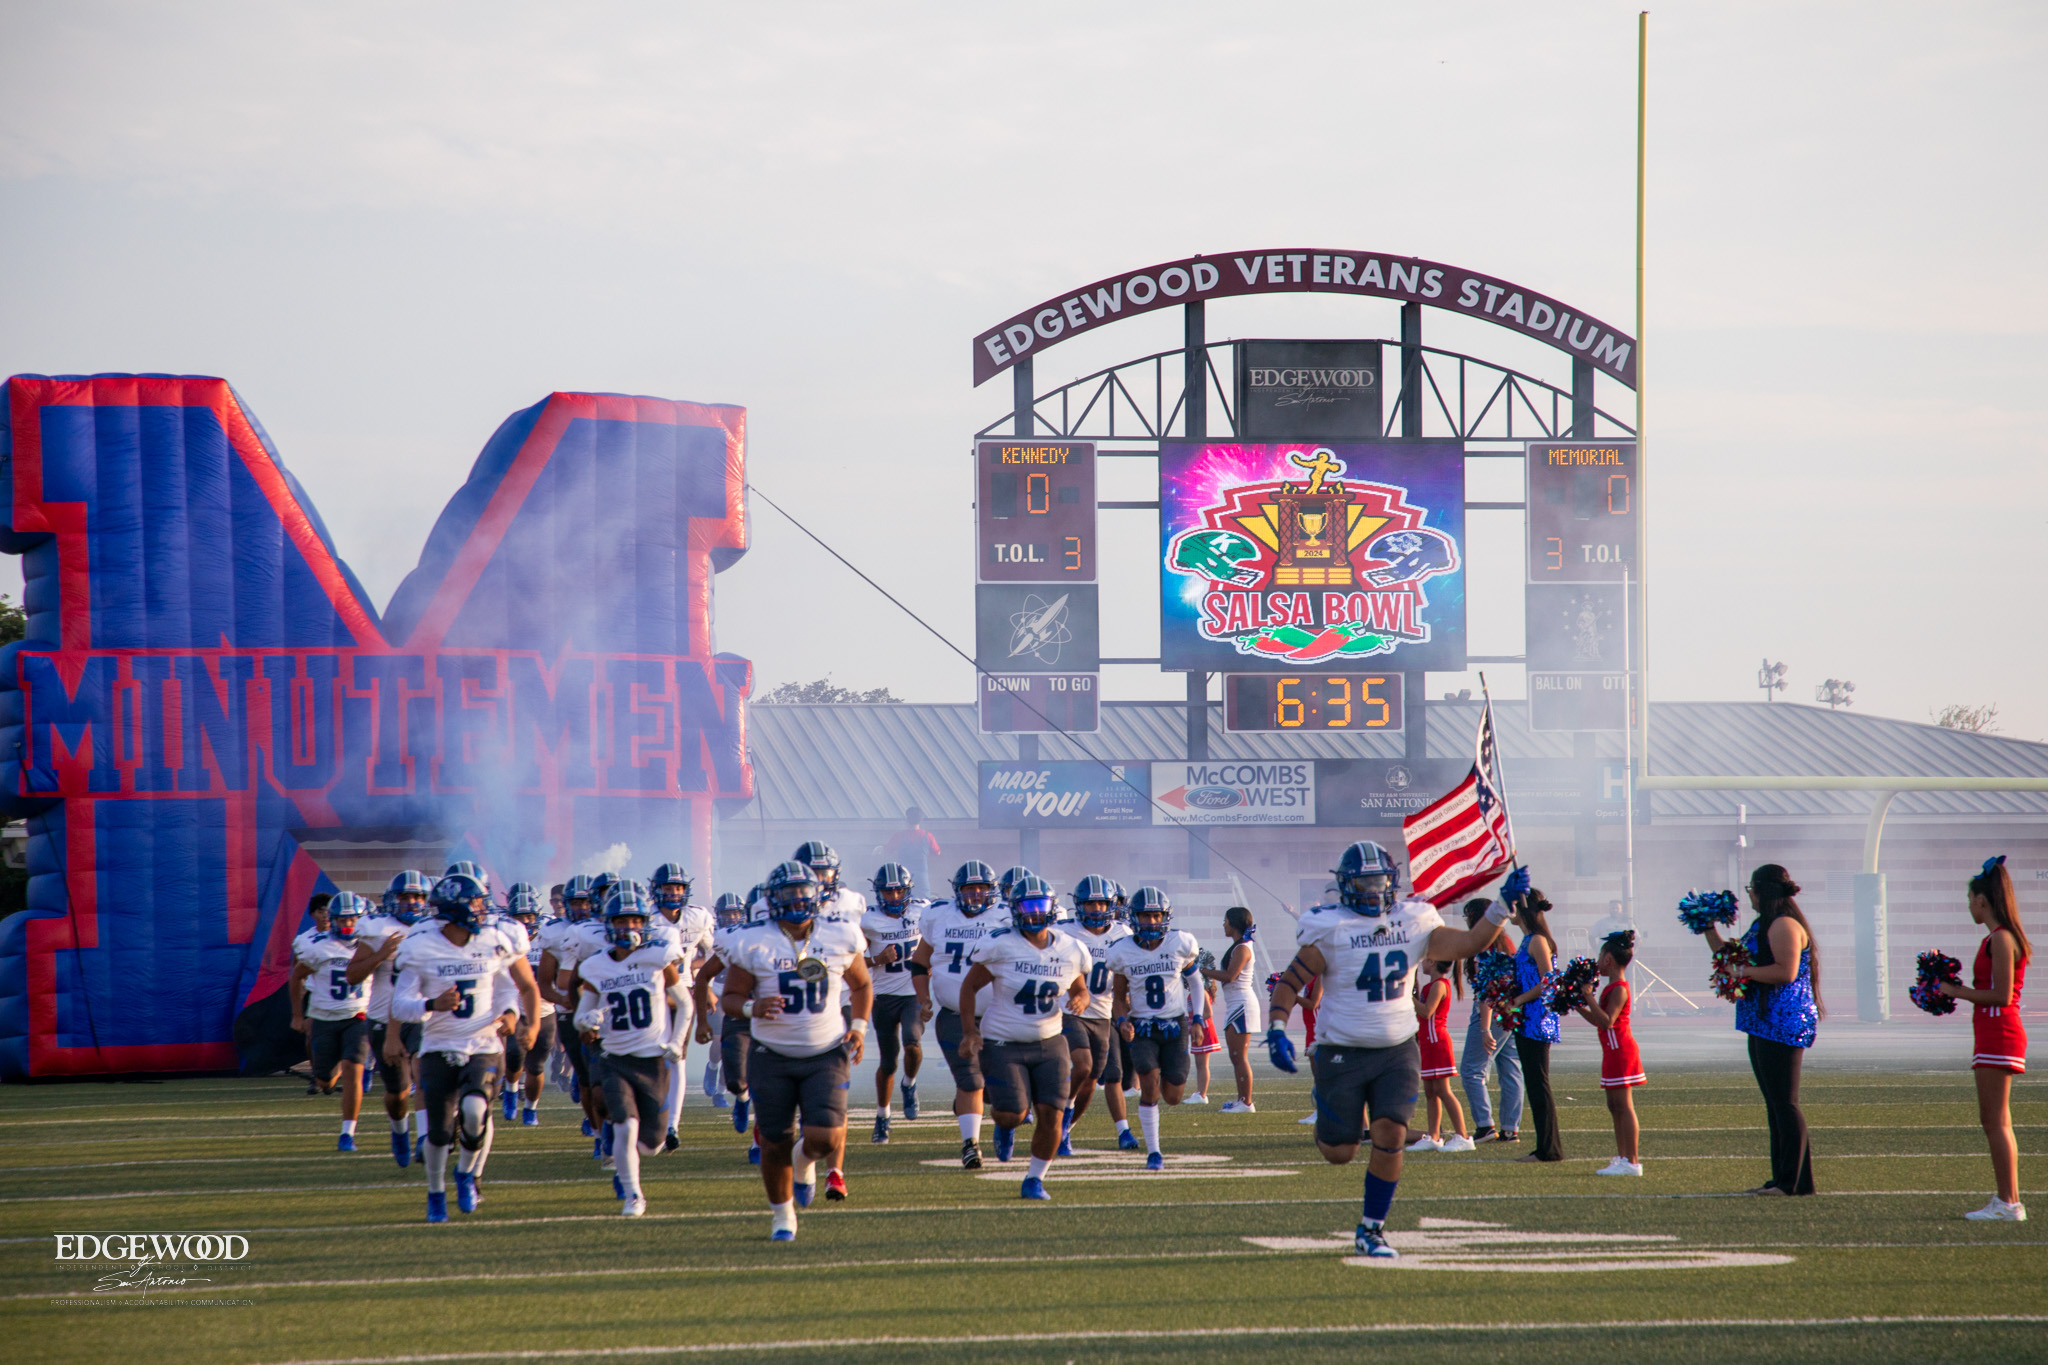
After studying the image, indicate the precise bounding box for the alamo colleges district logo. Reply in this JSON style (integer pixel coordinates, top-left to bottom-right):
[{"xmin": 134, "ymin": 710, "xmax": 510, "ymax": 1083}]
[{"xmin": 1164, "ymin": 446, "xmax": 1459, "ymax": 664}]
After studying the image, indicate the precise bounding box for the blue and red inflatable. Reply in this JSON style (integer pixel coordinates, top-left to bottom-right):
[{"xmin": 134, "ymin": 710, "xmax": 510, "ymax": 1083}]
[{"xmin": 0, "ymin": 376, "xmax": 752, "ymax": 1078}]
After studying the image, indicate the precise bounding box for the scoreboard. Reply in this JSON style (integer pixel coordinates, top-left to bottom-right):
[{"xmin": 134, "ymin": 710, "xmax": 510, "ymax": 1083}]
[
  {"xmin": 1222, "ymin": 672, "xmax": 1405, "ymax": 733},
  {"xmin": 1526, "ymin": 441, "xmax": 1637, "ymax": 583},
  {"xmin": 977, "ymin": 440, "xmax": 1096, "ymax": 582}
]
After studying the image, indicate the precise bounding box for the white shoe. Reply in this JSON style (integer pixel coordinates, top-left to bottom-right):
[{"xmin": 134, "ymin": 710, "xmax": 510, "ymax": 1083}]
[
  {"xmin": 1186, "ymin": 1093, "xmax": 1209, "ymax": 1105},
  {"xmin": 1298, "ymin": 1112, "xmax": 1318, "ymax": 1125},
  {"xmin": 622, "ymin": 1194, "xmax": 646, "ymax": 1216},
  {"xmin": 1124, "ymin": 1088, "xmax": 1141, "ymax": 1098},
  {"xmin": 1596, "ymin": 1158, "xmax": 1644, "ymax": 1177},
  {"xmin": 1964, "ymin": 1197, "xmax": 2027, "ymax": 1221},
  {"xmin": 1218, "ymin": 1100, "xmax": 1257, "ymax": 1114},
  {"xmin": 1437, "ymin": 1134, "xmax": 1477, "ymax": 1153},
  {"xmin": 601, "ymin": 1154, "xmax": 616, "ymax": 1171},
  {"xmin": 1405, "ymin": 1135, "xmax": 1440, "ymax": 1152}
]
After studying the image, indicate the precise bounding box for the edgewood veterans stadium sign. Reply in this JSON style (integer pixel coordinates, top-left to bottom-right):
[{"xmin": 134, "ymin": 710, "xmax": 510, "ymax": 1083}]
[{"xmin": 973, "ymin": 250, "xmax": 1637, "ymax": 389}]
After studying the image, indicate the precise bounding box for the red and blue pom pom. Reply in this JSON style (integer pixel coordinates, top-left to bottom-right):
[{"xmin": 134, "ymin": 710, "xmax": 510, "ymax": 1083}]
[
  {"xmin": 1544, "ymin": 956, "xmax": 1601, "ymax": 1013},
  {"xmin": 1677, "ymin": 889, "xmax": 1741, "ymax": 935},
  {"xmin": 1709, "ymin": 942, "xmax": 1752, "ymax": 1003},
  {"xmin": 1909, "ymin": 950, "xmax": 1962, "ymax": 1016},
  {"xmin": 1469, "ymin": 949, "xmax": 1514, "ymax": 996},
  {"xmin": 1481, "ymin": 974, "xmax": 1526, "ymax": 1033}
]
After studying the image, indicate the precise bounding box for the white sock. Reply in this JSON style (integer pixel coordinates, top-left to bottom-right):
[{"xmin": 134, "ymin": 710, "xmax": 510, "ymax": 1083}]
[
  {"xmin": 1139, "ymin": 1103, "xmax": 1161, "ymax": 1154},
  {"xmin": 390, "ymin": 1117, "xmax": 406, "ymax": 1135},
  {"xmin": 1027, "ymin": 1156, "xmax": 1050, "ymax": 1181},
  {"xmin": 664, "ymin": 1061, "xmax": 685, "ymax": 1126},
  {"xmin": 340, "ymin": 1119, "xmax": 357, "ymax": 1135},
  {"xmin": 959, "ymin": 1113, "xmax": 983, "ymax": 1142},
  {"xmin": 877, "ymin": 1102, "xmax": 891, "ymax": 1119},
  {"xmin": 412, "ymin": 1108, "xmax": 428, "ymax": 1138},
  {"xmin": 614, "ymin": 1122, "xmax": 641, "ymax": 1196},
  {"xmin": 795, "ymin": 1154, "xmax": 817, "ymax": 1187},
  {"xmin": 473, "ymin": 1117, "xmax": 494, "ymax": 1178},
  {"xmin": 770, "ymin": 1200, "xmax": 797, "ymax": 1235},
  {"xmin": 425, "ymin": 1140, "xmax": 450, "ymax": 1193},
  {"xmin": 1115, "ymin": 1118, "xmax": 1131, "ymax": 1135}
]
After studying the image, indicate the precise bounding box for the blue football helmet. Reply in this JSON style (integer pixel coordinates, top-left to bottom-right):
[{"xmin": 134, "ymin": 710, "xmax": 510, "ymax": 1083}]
[
  {"xmin": 506, "ymin": 884, "xmax": 544, "ymax": 927},
  {"xmin": 794, "ymin": 841, "xmax": 840, "ymax": 895},
  {"xmin": 766, "ymin": 860, "xmax": 820, "ymax": 928},
  {"xmin": 650, "ymin": 862, "xmax": 692, "ymax": 912},
  {"xmin": 384, "ymin": 870, "xmax": 433, "ymax": 923},
  {"xmin": 1127, "ymin": 886, "xmax": 1171, "ymax": 948},
  {"xmin": 1072, "ymin": 875, "xmax": 1117, "ymax": 931},
  {"xmin": 997, "ymin": 866, "xmax": 1033, "ymax": 905},
  {"xmin": 603, "ymin": 887, "xmax": 652, "ymax": 952},
  {"xmin": 432, "ymin": 873, "xmax": 490, "ymax": 931},
  {"xmin": 713, "ymin": 892, "xmax": 749, "ymax": 929},
  {"xmin": 562, "ymin": 874, "xmax": 596, "ymax": 921},
  {"xmin": 952, "ymin": 861, "xmax": 997, "ymax": 915},
  {"xmin": 588, "ymin": 871, "xmax": 622, "ymax": 908},
  {"xmin": 871, "ymin": 863, "xmax": 915, "ymax": 915},
  {"xmin": 327, "ymin": 891, "xmax": 369, "ymax": 937},
  {"xmin": 1011, "ymin": 875, "xmax": 1057, "ymax": 933},
  {"xmin": 1334, "ymin": 841, "xmax": 1401, "ymax": 915},
  {"xmin": 745, "ymin": 882, "xmax": 768, "ymax": 917},
  {"xmin": 444, "ymin": 860, "xmax": 489, "ymax": 894}
]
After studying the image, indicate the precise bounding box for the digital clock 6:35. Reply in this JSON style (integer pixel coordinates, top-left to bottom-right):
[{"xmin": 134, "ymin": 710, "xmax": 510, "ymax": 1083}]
[{"xmin": 1222, "ymin": 673, "xmax": 1406, "ymax": 732}]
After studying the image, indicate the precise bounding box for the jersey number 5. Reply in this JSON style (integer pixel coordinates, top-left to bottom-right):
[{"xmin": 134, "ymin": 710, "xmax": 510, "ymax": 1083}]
[{"xmin": 1352, "ymin": 951, "xmax": 1408, "ymax": 1002}]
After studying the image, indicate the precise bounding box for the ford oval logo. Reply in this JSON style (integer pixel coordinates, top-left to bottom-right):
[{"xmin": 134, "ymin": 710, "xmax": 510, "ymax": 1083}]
[{"xmin": 1186, "ymin": 785, "xmax": 1243, "ymax": 810}]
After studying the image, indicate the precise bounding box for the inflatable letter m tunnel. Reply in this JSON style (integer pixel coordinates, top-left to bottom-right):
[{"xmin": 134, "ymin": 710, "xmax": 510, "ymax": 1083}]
[{"xmin": 0, "ymin": 376, "xmax": 752, "ymax": 1078}]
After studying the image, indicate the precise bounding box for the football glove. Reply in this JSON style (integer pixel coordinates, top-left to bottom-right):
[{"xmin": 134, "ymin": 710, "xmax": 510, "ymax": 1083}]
[
  {"xmin": 1266, "ymin": 1025, "xmax": 1298, "ymax": 1074},
  {"xmin": 1500, "ymin": 866, "xmax": 1531, "ymax": 901}
]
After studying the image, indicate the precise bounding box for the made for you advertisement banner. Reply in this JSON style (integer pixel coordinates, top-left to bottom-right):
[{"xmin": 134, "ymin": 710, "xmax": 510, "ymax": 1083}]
[
  {"xmin": 1150, "ymin": 760, "xmax": 1316, "ymax": 826},
  {"xmin": 1159, "ymin": 442, "xmax": 1466, "ymax": 673},
  {"xmin": 978, "ymin": 760, "xmax": 1151, "ymax": 828}
]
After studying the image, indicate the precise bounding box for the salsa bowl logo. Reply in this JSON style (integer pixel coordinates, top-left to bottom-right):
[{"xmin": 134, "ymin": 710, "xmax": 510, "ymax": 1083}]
[{"xmin": 1163, "ymin": 445, "xmax": 1459, "ymax": 664}]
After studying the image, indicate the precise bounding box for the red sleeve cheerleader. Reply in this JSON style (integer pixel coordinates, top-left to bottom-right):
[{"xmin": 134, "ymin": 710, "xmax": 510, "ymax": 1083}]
[
  {"xmin": 1971, "ymin": 937, "xmax": 2029, "ymax": 1074},
  {"xmin": 1597, "ymin": 980, "xmax": 1646, "ymax": 1090},
  {"xmin": 1418, "ymin": 980, "xmax": 1457, "ymax": 1080}
]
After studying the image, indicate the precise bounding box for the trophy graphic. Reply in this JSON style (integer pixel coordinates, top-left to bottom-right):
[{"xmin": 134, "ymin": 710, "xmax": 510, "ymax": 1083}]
[{"xmin": 1273, "ymin": 448, "xmax": 1355, "ymax": 587}]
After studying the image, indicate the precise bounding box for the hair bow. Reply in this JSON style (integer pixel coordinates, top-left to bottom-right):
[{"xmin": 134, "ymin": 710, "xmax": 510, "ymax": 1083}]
[{"xmin": 1981, "ymin": 854, "xmax": 2006, "ymax": 875}]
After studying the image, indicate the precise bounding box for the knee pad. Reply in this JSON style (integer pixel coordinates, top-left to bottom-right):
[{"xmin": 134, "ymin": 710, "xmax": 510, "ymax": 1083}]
[{"xmin": 459, "ymin": 1092, "xmax": 489, "ymax": 1149}]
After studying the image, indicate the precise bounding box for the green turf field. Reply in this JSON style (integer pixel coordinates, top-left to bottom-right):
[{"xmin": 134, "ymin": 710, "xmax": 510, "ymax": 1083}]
[{"xmin": 1, "ymin": 1065, "xmax": 2040, "ymax": 1364}]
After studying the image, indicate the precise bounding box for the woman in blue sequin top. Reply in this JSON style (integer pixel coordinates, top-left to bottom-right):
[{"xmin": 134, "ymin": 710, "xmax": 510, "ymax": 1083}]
[
  {"xmin": 1704, "ymin": 864, "xmax": 1824, "ymax": 1195},
  {"xmin": 1503, "ymin": 888, "xmax": 1565, "ymax": 1162}
]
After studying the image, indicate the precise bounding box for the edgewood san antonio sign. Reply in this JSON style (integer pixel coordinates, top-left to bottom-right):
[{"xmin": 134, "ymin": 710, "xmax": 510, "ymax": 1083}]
[{"xmin": 972, "ymin": 249, "xmax": 1637, "ymax": 389}]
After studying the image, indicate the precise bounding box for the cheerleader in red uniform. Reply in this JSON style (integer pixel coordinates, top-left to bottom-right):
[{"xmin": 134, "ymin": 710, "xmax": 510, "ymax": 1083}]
[
  {"xmin": 1407, "ymin": 959, "xmax": 1475, "ymax": 1152},
  {"xmin": 1937, "ymin": 856, "xmax": 2030, "ymax": 1221},
  {"xmin": 1574, "ymin": 930, "xmax": 1644, "ymax": 1176}
]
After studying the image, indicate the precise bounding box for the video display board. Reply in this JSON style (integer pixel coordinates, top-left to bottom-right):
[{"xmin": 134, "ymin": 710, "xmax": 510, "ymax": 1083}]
[{"xmin": 1159, "ymin": 442, "xmax": 1465, "ymax": 673}]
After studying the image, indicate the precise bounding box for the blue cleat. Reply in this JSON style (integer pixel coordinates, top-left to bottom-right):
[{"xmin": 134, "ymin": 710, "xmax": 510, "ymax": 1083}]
[
  {"xmin": 337, "ymin": 1133, "xmax": 357, "ymax": 1153},
  {"xmin": 712, "ymin": 1091, "xmax": 730, "ymax": 1109},
  {"xmin": 900, "ymin": 1082, "xmax": 919, "ymax": 1120},
  {"xmin": 993, "ymin": 1124, "xmax": 1015, "ymax": 1163},
  {"xmin": 502, "ymin": 1090, "xmax": 517, "ymax": 1120},
  {"xmin": 1063, "ymin": 1105, "xmax": 1075, "ymax": 1134},
  {"xmin": 570, "ymin": 1075, "xmax": 581, "ymax": 1104},
  {"xmin": 426, "ymin": 1191, "xmax": 448, "ymax": 1223},
  {"xmin": 603, "ymin": 1127, "xmax": 615, "ymax": 1158},
  {"xmin": 593, "ymin": 1134, "xmax": 605, "ymax": 1160},
  {"xmin": 747, "ymin": 1141, "xmax": 762, "ymax": 1165},
  {"xmin": 582, "ymin": 1117, "xmax": 595, "ymax": 1137},
  {"xmin": 1021, "ymin": 1176, "xmax": 1052, "ymax": 1201},
  {"xmin": 1146, "ymin": 1151, "xmax": 1165, "ymax": 1172},
  {"xmin": 1354, "ymin": 1222, "xmax": 1399, "ymax": 1259},
  {"xmin": 1057, "ymin": 1133, "xmax": 1075, "ymax": 1158},
  {"xmin": 793, "ymin": 1181, "xmax": 814, "ymax": 1208},
  {"xmin": 413, "ymin": 1135, "xmax": 426, "ymax": 1165},
  {"xmin": 454, "ymin": 1172, "xmax": 478, "ymax": 1213},
  {"xmin": 613, "ymin": 1174, "xmax": 626, "ymax": 1200},
  {"xmin": 521, "ymin": 1106, "xmax": 539, "ymax": 1126},
  {"xmin": 1117, "ymin": 1128, "xmax": 1141, "ymax": 1152},
  {"xmin": 732, "ymin": 1097, "xmax": 750, "ymax": 1134},
  {"xmin": 391, "ymin": 1130, "xmax": 413, "ymax": 1167},
  {"xmin": 363, "ymin": 1070, "xmax": 374, "ymax": 1094},
  {"xmin": 770, "ymin": 1227, "xmax": 795, "ymax": 1242}
]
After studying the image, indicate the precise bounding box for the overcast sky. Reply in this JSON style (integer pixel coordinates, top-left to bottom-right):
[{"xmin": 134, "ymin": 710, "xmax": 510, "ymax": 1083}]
[{"xmin": 2, "ymin": 1, "xmax": 2042, "ymax": 740}]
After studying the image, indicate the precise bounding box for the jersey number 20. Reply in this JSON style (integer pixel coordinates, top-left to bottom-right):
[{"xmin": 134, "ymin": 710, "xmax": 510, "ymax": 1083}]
[{"xmin": 607, "ymin": 988, "xmax": 653, "ymax": 1030}]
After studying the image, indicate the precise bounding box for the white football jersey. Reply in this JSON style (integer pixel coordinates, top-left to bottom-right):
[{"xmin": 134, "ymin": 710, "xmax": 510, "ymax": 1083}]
[
  {"xmin": 919, "ymin": 899, "xmax": 1001, "ymax": 1014},
  {"xmin": 488, "ymin": 913, "xmax": 532, "ymax": 957},
  {"xmin": 820, "ymin": 886, "xmax": 868, "ymax": 922},
  {"xmin": 1295, "ymin": 898, "xmax": 1444, "ymax": 1048},
  {"xmin": 1067, "ymin": 922, "xmax": 1134, "ymax": 1020},
  {"xmin": 292, "ymin": 925, "xmax": 324, "ymax": 963},
  {"xmin": 661, "ymin": 904, "xmax": 716, "ymax": 968},
  {"xmin": 1107, "ymin": 929, "xmax": 1205, "ymax": 1020},
  {"xmin": 575, "ymin": 943, "xmax": 675, "ymax": 1059},
  {"xmin": 727, "ymin": 920, "xmax": 868, "ymax": 1059},
  {"xmin": 553, "ymin": 918, "xmax": 611, "ymax": 980},
  {"xmin": 519, "ymin": 916, "xmax": 560, "ymax": 1017},
  {"xmin": 861, "ymin": 901, "xmax": 926, "ymax": 997},
  {"xmin": 297, "ymin": 932, "xmax": 370, "ymax": 1022},
  {"xmin": 972, "ymin": 927, "xmax": 1091, "ymax": 1042},
  {"xmin": 392, "ymin": 923, "xmax": 524, "ymax": 1057},
  {"xmin": 355, "ymin": 914, "xmax": 427, "ymax": 1020}
]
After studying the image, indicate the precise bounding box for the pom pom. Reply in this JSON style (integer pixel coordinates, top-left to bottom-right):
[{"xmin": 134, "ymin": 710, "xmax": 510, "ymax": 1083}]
[
  {"xmin": 1198, "ymin": 949, "xmax": 1218, "ymax": 972},
  {"xmin": 1481, "ymin": 974, "xmax": 1525, "ymax": 1033},
  {"xmin": 1544, "ymin": 956, "xmax": 1601, "ymax": 1014},
  {"xmin": 1708, "ymin": 941, "xmax": 1752, "ymax": 1003},
  {"xmin": 1909, "ymin": 950, "xmax": 1963, "ymax": 1016},
  {"xmin": 1264, "ymin": 972, "xmax": 1284, "ymax": 995},
  {"xmin": 1676, "ymin": 889, "xmax": 1741, "ymax": 935},
  {"xmin": 1468, "ymin": 949, "xmax": 1514, "ymax": 995}
]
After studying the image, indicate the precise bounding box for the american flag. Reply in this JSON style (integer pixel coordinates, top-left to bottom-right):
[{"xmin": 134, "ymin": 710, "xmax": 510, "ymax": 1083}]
[{"xmin": 1402, "ymin": 697, "xmax": 1518, "ymax": 907}]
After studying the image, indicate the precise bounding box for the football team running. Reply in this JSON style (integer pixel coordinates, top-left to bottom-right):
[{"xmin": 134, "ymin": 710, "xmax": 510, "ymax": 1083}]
[{"xmin": 291, "ymin": 841, "xmax": 2030, "ymax": 1248}]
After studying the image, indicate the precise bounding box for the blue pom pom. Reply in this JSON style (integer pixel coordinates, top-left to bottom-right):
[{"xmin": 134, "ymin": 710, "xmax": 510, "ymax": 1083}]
[
  {"xmin": 1910, "ymin": 950, "xmax": 1962, "ymax": 1016},
  {"xmin": 1469, "ymin": 949, "xmax": 1514, "ymax": 995},
  {"xmin": 1676, "ymin": 889, "xmax": 1741, "ymax": 935}
]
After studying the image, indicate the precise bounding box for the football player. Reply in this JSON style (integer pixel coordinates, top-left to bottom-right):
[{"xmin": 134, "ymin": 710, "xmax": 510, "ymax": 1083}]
[
  {"xmin": 956, "ymin": 875, "xmax": 1091, "ymax": 1199},
  {"xmin": 291, "ymin": 891, "xmax": 374, "ymax": 1150},
  {"xmin": 909, "ymin": 860, "xmax": 1001, "ymax": 1168},
  {"xmin": 558, "ymin": 874, "xmax": 628, "ymax": 1168},
  {"xmin": 720, "ymin": 860, "xmax": 873, "ymax": 1241},
  {"xmin": 501, "ymin": 885, "xmax": 554, "ymax": 1125},
  {"xmin": 1107, "ymin": 887, "xmax": 1206, "ymax": 1170},
  {"xmin": 861, "ymin": 863, "xmax": 927, "ymax": 1142},
  {"xmin": 390, "ymin": 873, "xmax": 540, "ymax": 1222},
  {"xmin": 346, "ymin": 870, "xmax": 434, "ymax": 1164},
  {"xmin": 1061, "ymin": 876, "xmax": 1138, "ymax": 1154},
  {"xmin": 1266, "ymin": 841, "xmax": 1518, "ymax": 1259},
  {"xmin": 796, "ymin": 841, "xmax": 867, "ymax": 921},
  {"xmin": 693, "ymin": 891, "xmax": 763, "ymax": 1162},
  {"xmin": 651, "ymin": 862, "xmax": 715, "ymax": 1148},
  {"xmin": 696, "ymin": 892, "xmax": 750, "ymax": 1108},
  {"xmin": 537, "ymin": 874, "xmax": 612, "ymax": 1156},
  {"xmin": 573, "ymin": 886, "xmax": 684, "ymax": 1217}
]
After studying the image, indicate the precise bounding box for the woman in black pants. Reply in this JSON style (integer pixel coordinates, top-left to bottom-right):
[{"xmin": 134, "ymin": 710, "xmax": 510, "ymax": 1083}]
[
  {"xmin": 1502, "ymin": 888, "xmax": 1564, "ymax": 1163},
  {"xmin": 1705, "ymin": 864, "xmax": 1823, "ymax": 1194}
]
